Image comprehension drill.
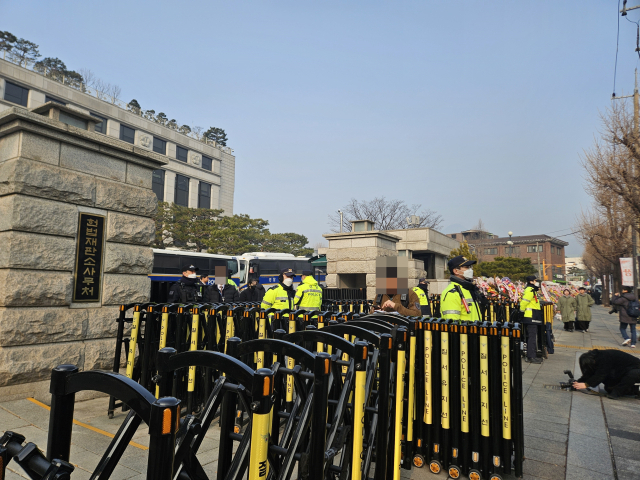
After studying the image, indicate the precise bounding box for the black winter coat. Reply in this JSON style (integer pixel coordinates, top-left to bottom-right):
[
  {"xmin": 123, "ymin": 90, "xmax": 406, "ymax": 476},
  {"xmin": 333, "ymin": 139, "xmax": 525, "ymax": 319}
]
[
  {"xmin": 611, "ymin": 292, "xmax": 638, "ymax": 325},
  {"xmin": 204, "ymin": 284, "xmax": 240, "ymax": 304},
  {"xmin": 577, "ymin": 349, "xmax": 640, "ymax": 388},
  {"xmin": 240, "ymin": 284, "xmax": 266, "ymax": 302}
]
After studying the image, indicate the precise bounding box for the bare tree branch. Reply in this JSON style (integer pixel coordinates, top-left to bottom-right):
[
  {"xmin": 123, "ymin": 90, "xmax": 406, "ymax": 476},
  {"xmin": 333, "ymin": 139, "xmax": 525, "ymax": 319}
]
[{"xmin": 328, "ymin": 197, "xmax": 444, "ymax": 233}]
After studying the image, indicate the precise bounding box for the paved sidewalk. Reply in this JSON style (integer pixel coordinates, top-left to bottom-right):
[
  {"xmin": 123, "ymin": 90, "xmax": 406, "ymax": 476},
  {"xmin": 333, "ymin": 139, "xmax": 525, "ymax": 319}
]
[{"xmin": 1, "ymin": 306, "xmax": 638, "ymax": 479}]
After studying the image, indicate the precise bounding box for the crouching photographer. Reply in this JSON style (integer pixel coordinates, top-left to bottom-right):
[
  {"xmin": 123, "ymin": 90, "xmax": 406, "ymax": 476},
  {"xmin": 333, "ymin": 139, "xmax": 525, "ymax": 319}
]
[{"xmin": 572, "ymin": 349, "xmax": 640, "ymax": 399}]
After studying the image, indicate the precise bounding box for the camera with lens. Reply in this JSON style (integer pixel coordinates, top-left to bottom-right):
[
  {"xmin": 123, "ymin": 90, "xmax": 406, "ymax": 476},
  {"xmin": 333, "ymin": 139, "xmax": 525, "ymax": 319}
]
[{"xmin": 559, "ymin": 369, "xmax": 576, "ymax": 390}]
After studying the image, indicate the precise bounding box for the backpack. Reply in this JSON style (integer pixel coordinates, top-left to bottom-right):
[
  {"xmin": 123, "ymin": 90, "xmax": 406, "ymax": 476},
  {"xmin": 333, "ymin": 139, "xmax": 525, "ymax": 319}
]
[{"xmin": 626, "ymin": 299, "xmax": 640, "ymax": 318}]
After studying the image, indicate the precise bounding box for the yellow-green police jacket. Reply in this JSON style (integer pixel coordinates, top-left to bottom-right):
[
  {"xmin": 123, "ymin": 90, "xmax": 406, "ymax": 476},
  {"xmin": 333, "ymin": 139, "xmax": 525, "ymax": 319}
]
[
  {"xmin": 261, "ymin": 284, "xmax": 294, "ymax": 311},
  {"xmin": 412, "ymin": 286, "xmax": 432, "ymax": 316},
  {"xmin": 519, "ymin": 285, "xmax": 542, "ymax": 324},
  {"xmin": 440, "ymin": 279, "xmax": 482, "ymax": 322},
  {"xmin": 294, "ymin": 277, "xmax": 323, "ymax": 311}
]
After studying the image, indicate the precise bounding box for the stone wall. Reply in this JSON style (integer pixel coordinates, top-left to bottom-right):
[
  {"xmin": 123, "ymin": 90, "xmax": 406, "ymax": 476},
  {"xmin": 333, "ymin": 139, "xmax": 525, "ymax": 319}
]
[
  {"xmin": 0, "ymin": 106, "xmax": 166, "ymax": 400},
  {"xmin": 323, "ymin": 231, "xmax": 426, "ymax": 300}
]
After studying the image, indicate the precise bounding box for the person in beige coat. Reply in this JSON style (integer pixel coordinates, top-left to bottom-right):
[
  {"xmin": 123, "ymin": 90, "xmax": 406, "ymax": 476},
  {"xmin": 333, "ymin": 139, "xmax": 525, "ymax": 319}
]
[
  {"xmin": 575, "ymin": 287, "xmax": 595, "ymax": 332},
  {"xmin": 557, "ymin": 289, "xmax": 576, "ymax": 332}
]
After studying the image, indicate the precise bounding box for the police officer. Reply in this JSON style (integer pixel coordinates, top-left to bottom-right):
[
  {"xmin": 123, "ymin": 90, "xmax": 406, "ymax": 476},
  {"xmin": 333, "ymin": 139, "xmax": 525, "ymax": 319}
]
[
  {"xmin": 412, "ymin": 278, "xmax": 432, "ymax": 316},
  {"xmin": 520, "ymin": 275, "xmax": 543, "ymax": 364},
  {"xmin": 440, "ymin": 256, "xmax": 482, "ymax": 322},
  {"xmin": 261, "ymin": 268, "xmax": 296, "ymax": 312},
  {"xmin": 197, "ymin": 274, "xmax": 210, "ymax": 302},
  {"xmin": 240, "ymin": 278, "xmax": 266, "ymax": 302},
  {"xmin": 294, "ymin": 270, "xmax": 323, "ymax": 312},
  {"xmin": 167, "ymin": 264, "xmax": 200, "ymax": 304}
]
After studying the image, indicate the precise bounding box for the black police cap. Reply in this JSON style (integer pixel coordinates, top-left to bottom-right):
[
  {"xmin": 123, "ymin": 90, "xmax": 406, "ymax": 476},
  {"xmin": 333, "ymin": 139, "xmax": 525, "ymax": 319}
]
[
  {"xmin": 182, "ymin": 264, "xmax": 199, "ymax": 272},
  {"xmin": 302, "ymin": 270, "xmax": 313, "ymax": 276},
  {"xmin": 447, "ymin": 255, "xmax": 476, "ymax": 272},
  {"xmin": 525, "ymin": 275, "xmax": 538, "ymax": 282},
  {"xmin": 281, "ymin": 268, "xmax": 295, "ymax": 277}
]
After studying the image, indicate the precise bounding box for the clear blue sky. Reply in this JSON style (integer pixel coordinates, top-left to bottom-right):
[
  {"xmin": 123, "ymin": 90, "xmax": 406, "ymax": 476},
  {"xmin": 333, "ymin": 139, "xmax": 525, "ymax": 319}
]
[{"xmin": 3, "ymin": 1, "xmax": 638, "ymax": 256}]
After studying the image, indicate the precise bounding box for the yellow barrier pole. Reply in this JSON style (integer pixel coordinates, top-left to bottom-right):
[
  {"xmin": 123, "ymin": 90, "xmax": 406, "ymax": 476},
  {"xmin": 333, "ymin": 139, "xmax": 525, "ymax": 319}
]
[
  {"xmin": 424, "ymin": 327, "xmax": 432, "ymax": 425},
  {"xmin": 480, "ymin": 328, "xmax": 490, "ymax": 474},
  {"xmin": 392, "ymin": 328, "xmax": 407, "ymax": 480},
  {"xmin": 351, "ymin": 343, "xmax": 368, "ymax": 480},
  {"xmin": 286, "ymin": 313, "xmax": 296, "ymax": 406},
  {"xmin": 317, "ymin": 316, "xmax": 325, "ymax": 353},
  {"xmin": 155, "ymin": 306, "xmax": 170, "ymax": 398},
  {"xmin": 125, "ymin": 305, "xmax": 142, "ymax": 379},
  {"xmin": 248, "ymin": 369, "xmax": 274, "ymax": 480},
  {"xmin": 407, "ymin": 327, "xmax": 417, "ymax": 449},
  {"xmin": 256, "ymin": 311, "xmax": 266, "ymax": 369},
  {"xmin": 224, "ymin": 310, "xmax": 234, "ymax": 354}
]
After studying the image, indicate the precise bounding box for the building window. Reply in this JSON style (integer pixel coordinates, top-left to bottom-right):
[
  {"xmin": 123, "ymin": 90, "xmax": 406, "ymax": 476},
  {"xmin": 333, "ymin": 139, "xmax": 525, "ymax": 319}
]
[
  {"xmin": 152, "ymin": 170, "xmax": 165, "ymax": 201},
  {"xmin": 4, "ymin": 81, "xmax": 29, "ymax": 107},
  {"xmin": 176, "ymin": 145, "xmax": 188, "ymax": 162},
  {"xmin": 484, "ymin": 248, "xmax": 497, "ymax": 255},
  {"xmin": 91, "ymin": 113, "xmax": 107, "ymax": 134},
  {"xmin": 556, "ymin": 246, "xmax": 562, "ymax": 255},
  {"xmin": 153, "ymin": 137, "xmax": 166, "ymax": 155},
  {"xmin": 527, "ymin": 245, "xmax": 543, "ymax": 253},
  {"xmin": 505, "ymin": 246, "xmax": 519, "ymax": 254},
  {"xmin": 45, "ymin": 95, "xmax": 65, "ymax": 105},
  {"xmin": 202, "ymin": 155, "xmax": 212, "ymax": 171},
  {"xmin": 59, "ymin": 111, "xmax": 87, "ymax": 130},
  {"xmin": 120, "ymin": 124, "xmax": 135, "ymax": 144},
  {"xmin": 198, "ymin": 182, "xmax": 211, "ymax": 209},
  {"xmin": 175, "ymin": 174, "xmax": 189, "ymax": 206}
]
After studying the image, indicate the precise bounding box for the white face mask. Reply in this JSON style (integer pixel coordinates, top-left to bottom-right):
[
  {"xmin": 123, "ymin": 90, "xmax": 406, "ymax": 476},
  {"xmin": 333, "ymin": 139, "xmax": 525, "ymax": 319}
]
[
  {"xmin": 187, "ymin": 273, "xmax": 197, "ymax": 278},
  {"xmin": 463, "ymin": 268, "xmax": 473, "ymax": 280},
  {"xmin": 283, "ymin": 278, "xmax": 294, "ymax": 287}
]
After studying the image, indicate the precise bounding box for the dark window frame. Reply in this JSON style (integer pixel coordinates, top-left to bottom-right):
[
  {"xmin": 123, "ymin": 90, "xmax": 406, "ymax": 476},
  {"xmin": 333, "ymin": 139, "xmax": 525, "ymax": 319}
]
[
  {"xmin": 120, "ymin": 124, "xmax": 135, "ymax": 144},
  {"xmin": 152, "ymin": 169, "xmax": 165, "ymax": 201},
  {"xmin": 175, "ymin": 174, "xmax": 190, "ymax": 207},
  {"xmin": 153, "ymin": 137, "xmax": 167, "ymax": 155},
  {"xmin": 198, "ymin": 181, "xmax": 211, "ymax": 209},
  {"xmin": 90, "ymin": 112, "xmax": 107, "ymax": 134},
  {"xmin": 176, "ymin": 145, "xmax": 188, "ymax": 162},
  {"xmin": 201, "ymin": 155, "xmax": 213, "ymax": 171},
  {"xmin": 4, "ymin": 81, "xmax": 29, "ymax": 107},
  {"xmin": 45, "ymin": 95, "xmax": 65, "ymax": 105}
]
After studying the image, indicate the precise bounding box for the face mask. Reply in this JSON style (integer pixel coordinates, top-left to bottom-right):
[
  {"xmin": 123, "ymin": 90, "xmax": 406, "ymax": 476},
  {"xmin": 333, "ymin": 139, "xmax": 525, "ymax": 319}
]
[
  {"xmin": 187, "ymin": 273, "xmax": 197, "ymax": 279},
  {"xmin": 283, "ymin": 278, "xmax": 293, "ymax": 287},
  {"xmin": 463, "ymin": 268, "xmax": 473, "ymax": 280}
]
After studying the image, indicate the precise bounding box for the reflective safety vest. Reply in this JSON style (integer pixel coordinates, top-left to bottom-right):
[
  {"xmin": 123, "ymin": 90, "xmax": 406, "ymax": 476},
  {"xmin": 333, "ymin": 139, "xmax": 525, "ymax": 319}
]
[
  {"xmin": 294, "ymin": 277, "xmax": 323, "ymax": 311},
  {"xmin": 261, "ymin": 284, "xmax": 294, "ymax": 311},
  {"xmin": 412, "ymin": 286, "xmax": 429, "ymax": 306},
  {"xmin": 440, "ymin": 281, "xmax": 481, "ymax": 322},
  {"xmin": 520, "ymin": 285, "xmax": 542, "ymax": 322}
]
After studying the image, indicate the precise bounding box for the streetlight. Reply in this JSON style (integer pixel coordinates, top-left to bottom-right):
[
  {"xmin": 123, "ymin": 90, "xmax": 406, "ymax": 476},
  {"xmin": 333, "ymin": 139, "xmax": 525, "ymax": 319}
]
[{"xmin": 507, "ymin": 231, "xmax": 513, "ymax": 258}]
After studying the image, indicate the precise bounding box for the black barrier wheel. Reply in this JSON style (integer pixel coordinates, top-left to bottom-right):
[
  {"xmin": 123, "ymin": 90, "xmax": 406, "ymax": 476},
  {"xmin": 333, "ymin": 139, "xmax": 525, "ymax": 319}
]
[
  {"xmin": 413, "ymin": 454, "xmax": 425, "ymax": 468},
  {"xmin": 448, "ymin": 465, "xmax": 461, "ymax": 478},
  {"xmin": 489, "ymin": 474, "xmax": 503, "ymax": 480},
  {"xmin": 468, "ymin": 469, "xmax": 482, "ymax": 480},
  {"xmin": 429, "ymin": 460, "xmax": 442, "ymax": 474}
]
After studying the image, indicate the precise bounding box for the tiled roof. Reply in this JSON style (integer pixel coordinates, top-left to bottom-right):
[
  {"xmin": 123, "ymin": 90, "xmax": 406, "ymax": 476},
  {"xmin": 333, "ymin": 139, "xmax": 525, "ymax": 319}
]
[{"xmin": 470, "ymin": 234, "xmax": 569, "ymax": 247}]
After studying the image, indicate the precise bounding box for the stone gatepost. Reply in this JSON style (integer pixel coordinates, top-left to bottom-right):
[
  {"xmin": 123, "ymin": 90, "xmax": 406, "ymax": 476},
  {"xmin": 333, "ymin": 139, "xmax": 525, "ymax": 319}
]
[{"xmin": 0, "ymin": 105, "xmax": 167, "ymax": 402}]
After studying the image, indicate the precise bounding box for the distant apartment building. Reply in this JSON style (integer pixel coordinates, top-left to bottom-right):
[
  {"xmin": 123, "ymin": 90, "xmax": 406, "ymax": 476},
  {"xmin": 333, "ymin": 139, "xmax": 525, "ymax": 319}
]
[
  {"xmin": 0, "ymin": 58, "xmax": 234, "ymax": 213},
  {"xmin": 448, "ymin": 230, "xmax": 569, "ymax": 280}
]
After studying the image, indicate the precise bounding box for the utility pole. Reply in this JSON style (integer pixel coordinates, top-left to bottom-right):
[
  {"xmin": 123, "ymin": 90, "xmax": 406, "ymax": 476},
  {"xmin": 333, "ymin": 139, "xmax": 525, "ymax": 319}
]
[{"xmin": 536, "ymin": 241, "xmax": 542, "ymax": 280}]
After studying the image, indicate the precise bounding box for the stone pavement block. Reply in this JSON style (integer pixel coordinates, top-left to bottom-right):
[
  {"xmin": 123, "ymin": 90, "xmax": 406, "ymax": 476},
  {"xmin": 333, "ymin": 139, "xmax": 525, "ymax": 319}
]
[
  {"xmin": 5, "ymin": 467, "xmax": 28, "ymax": 479},
  {"xmin": 0, "ymin": 400, "xmax": 51, "ymax": 430},
  {"xmin": 523, "ymin": 402, "xmax": 571, "ymax": 418},
  {"xmin": 568, "ymin": 417, "xmax": 608, "ymax": 440},
  {"xmin": 615, "ymin": 456, "xmax": 640, "ymax": 472},
  {"xmin": 0, "ymin": 405, "xmax": 32, "ymax": 431},
  {"xmin": 564, "ymin": 464, "xmax": 614, "ymax": 480},
  {"xmin": 523, "ymin": 426, "xmax": 568, "ymax": 443},
  {"xmin": 3, "ymin": 424, "xmax": 48, "ymax": 447},
  {"xmin": 524, "ymin": 447, "xmax": 566, "ymax": 466},
  {"xmin": 566, "ymin": 432, "xmax": 613, "ymax": 475},
  {"xmin": 611, "ymin": 436, "xmax": 640, "ymax": 461},
  {"xmin": 523, "ymin": 418, "xmax": 569, "ymax": 435},
  {"xmin": 523, "ymin": 435, "xmax": 567, "ymax": 454},
  {"xmin": 522, "ymin": 458, "xmax": 566, "ymax": 479},
  {"xmin": 117, "ymin": 450, "xmax": 149, "ymax": 473},
  {"xmin": 523, "ymin": 411, "xmax": 569, "ymax": 425}
]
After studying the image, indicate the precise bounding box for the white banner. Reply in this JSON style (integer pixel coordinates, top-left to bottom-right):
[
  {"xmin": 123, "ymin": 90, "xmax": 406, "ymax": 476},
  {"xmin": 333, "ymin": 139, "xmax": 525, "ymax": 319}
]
[{"xmin": 620, "ymin": 258, "xmax": 634, "ymax": 286}]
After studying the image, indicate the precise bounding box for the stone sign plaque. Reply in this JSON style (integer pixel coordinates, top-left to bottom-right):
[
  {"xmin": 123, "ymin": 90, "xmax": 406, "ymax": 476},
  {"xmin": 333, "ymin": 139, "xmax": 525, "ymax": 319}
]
[{"xmin": 73, "ymin": 213, "xmax": 106, "ymax": 302}]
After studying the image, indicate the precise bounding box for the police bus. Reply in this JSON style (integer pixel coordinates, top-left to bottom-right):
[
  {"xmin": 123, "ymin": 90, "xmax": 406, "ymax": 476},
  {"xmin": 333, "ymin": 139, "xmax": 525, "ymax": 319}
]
[
  {"xmin": 149, "ymin": 249, "xmax": 319, "ymax": 301},
  {"xmin": 237, "ymin": 252, "xmax": 323, "ymax": 288}
]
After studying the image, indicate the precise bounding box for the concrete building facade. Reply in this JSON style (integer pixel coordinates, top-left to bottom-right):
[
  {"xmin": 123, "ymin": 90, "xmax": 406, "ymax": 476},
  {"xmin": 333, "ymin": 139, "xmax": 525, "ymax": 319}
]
[{"xmin": 0, "ymin": 58, "xmax": 235, "ymax": 214}]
